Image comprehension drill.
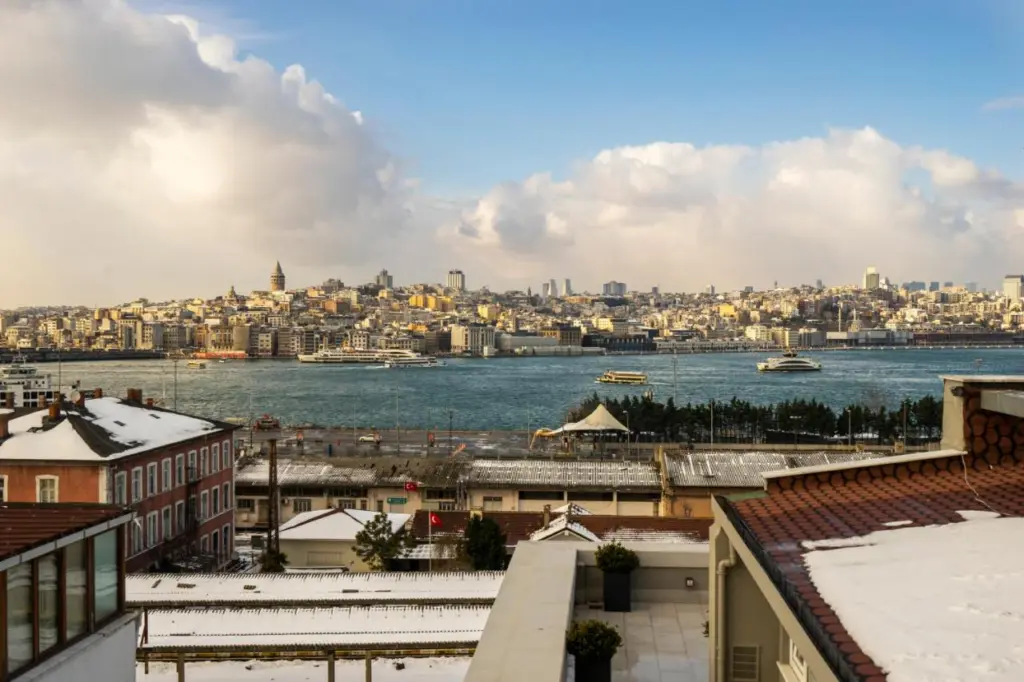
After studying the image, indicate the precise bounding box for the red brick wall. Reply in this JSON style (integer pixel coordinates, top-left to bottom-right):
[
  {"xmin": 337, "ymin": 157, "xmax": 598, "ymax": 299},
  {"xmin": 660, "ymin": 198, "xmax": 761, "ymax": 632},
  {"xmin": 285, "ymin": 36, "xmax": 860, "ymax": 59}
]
[{"xmin": 0, "ymin": 462, "xmax": 101, "ymax": 502}]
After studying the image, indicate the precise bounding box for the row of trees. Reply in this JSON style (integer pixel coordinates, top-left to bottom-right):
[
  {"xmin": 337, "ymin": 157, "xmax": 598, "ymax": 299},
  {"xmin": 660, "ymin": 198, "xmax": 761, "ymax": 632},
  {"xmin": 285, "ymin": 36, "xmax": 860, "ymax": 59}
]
[
  {"xmin": 354, "ymin": 513, "xmax": 508, "ymax": 571},
  {"xmin": 568, "ymin": 392, "xmax": 944, "ymax": 445}
]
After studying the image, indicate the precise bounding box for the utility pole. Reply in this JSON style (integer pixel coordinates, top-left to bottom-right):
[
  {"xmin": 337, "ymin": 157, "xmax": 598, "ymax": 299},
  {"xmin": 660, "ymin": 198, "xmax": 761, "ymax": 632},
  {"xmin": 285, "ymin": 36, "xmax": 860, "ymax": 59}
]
[
  {"xmin": 672, "ymin": 350, "xmax": 678, "ymax": 403},
  {"xmin": 267, "ymin": 438, "xmax": 281, "ymax": 564},
  {"xmin": 173, "ymin": 357, "xmax": 179, "ymax": 410},
  {"xmin": 710, "ymin": 400, "xmax": 715, "ymax": 446},
  {"xmin": 448, "ymin": 409, "xmax": 453, "ymax": 457}
]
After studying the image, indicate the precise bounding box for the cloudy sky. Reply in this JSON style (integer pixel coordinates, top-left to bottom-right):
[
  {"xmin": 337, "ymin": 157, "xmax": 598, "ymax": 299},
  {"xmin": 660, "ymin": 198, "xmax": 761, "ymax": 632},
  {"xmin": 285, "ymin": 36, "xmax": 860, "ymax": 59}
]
[{"xmin": 2, "ymin": 0, "xmax": 1024, "ymax": 307}]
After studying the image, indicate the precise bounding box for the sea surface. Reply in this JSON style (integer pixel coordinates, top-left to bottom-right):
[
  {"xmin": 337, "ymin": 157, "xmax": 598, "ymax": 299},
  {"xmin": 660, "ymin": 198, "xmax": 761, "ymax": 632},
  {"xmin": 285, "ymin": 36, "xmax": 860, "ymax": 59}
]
[{"xmin": 47, "ymin": 348, "xmax": 1024, "ymax": 429}]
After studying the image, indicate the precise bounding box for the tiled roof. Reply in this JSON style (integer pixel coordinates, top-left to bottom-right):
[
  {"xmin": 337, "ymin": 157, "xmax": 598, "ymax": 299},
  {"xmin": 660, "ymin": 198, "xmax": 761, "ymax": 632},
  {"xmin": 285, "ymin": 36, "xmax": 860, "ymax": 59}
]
[
  {"xmin": 719, "ymin": 449, "xmax": 1024, "ymax": 682},
  {"xmin": 410, "ymin": 510, "xmax": 710, "ymax": 545},
  {"xmin": 467, "ymin": 458, "xmax": 660, "ymax": 489},
  {"xmin": 0, "ymin": 503, "xmax": 131, "ymax": 562},
  {"xmin": 664, "ymin": 450, "xmax": 882, "ymax": 488}
]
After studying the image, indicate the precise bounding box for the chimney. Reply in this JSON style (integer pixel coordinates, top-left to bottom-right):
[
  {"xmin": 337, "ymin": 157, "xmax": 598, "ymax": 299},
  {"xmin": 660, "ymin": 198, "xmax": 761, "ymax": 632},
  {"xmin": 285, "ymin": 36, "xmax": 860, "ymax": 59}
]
[
  {"xmin": 146, "ymin": 398, "xmax": 154, "ymax": 408},
  {"xmin": 542, "ymin": 504, "xmax": 551, "ymax": 530},
  {"xmin": 3, "ymin": 392, "xmax": 12, "ymax": 409},
  {"xmin": 48, "ymin": 402, "xmax": 60, "ymax": 421},
  {"xmin": 75, "ymin": 393, "xmax": 85, "ymax": 408},
  {"xmin": 94, "ymin": 388, "xmax": 103, "ymax": 399},
  {"xmin": 0, "ymin": 415, "xmax": 9, "ymax": 440}
]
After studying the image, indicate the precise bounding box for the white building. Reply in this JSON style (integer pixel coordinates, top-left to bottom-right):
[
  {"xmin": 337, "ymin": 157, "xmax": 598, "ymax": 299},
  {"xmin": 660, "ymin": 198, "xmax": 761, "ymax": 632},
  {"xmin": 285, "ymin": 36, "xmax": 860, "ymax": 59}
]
[
  {"xmin": 447, "ymin": 269, "xmax": 466, "ymax": 292},
  {"xmin": 1003, "ymin": 275, "xmax": 1023, "ymax": 306},
  {"xmin": 863, "ymin": 266, "xmax": 881, "ymax": 290},
  {"xmin": 450, "ymin": 324, "xmax": 496, "ymax": 355}
]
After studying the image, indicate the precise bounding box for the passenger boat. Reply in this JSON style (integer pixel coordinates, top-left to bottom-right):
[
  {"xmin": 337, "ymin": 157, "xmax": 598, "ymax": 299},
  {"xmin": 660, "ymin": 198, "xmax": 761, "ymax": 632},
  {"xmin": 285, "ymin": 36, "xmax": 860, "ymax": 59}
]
[
  {"xmin": 298, "ymin": 348, "xmax": 436, "ymax": 364},
  {"xmin": 382, "ymin": 356, "xmax": 444, "ymax": 368},
  {"xmin": 186, "ymin": 360, "xmax": 207, "ymax": 369},
  {"xmin": 596, "ymin": 371, "xmax": 648, "ymax": 385},
  {"xmin": 756, "ymin": 350, "xmax": 822, "ymax": 372},
  {"xmin": 0, "ymin": 357, "xmax": 65, "ymax": 407}
]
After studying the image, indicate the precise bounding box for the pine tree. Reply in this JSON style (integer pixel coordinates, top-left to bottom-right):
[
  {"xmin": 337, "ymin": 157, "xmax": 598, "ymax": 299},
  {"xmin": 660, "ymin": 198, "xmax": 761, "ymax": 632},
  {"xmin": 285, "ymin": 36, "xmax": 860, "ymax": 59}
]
[
  {"xmin": 354, "ymin": 512, "xmax": 416, "ymax": 571},
  {"xmin": 464, "ymin": 516, "xmax": 507, "ymax": 571}
]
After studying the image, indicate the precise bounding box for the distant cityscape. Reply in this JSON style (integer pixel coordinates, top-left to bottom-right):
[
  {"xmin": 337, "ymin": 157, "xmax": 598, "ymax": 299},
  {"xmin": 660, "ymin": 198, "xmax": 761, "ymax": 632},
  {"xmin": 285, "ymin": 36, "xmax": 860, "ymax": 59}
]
[{"xmin": 1, "ymin": 263, "xmax": 1023, "ymax": 360}]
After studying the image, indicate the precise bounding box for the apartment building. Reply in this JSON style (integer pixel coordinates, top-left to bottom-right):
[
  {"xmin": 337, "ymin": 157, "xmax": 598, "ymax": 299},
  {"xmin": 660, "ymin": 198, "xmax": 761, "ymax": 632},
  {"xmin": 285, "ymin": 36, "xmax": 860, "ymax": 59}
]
[{"xmin": 0, "ymin": 390, "xmax": 238, "ymax": 572}]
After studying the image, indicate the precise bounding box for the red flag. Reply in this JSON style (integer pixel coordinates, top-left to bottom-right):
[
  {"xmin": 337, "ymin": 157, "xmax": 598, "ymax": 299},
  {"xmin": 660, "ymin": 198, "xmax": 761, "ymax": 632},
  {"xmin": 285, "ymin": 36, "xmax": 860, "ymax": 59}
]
[
  {"xmin": 404, "ymin": 481, "xmax": 418, "ymax": 492},
  {"xmin": 429, "ymin": 512, "xmax": 442, "ymax": 528}
]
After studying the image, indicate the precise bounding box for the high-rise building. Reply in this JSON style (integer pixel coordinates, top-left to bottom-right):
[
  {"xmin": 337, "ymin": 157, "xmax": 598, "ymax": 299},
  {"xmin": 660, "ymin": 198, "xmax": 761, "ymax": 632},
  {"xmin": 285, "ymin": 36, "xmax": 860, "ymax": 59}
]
[
  {"xmin": 562, "ymin": 279, "xmax": 573, "ymax": 296},
  {"xmin": 548, "ymin": 279, "xmax": 559, "ymax": 297},
  {"xmin": 929, "ymin": 281, "xmax": 940, "ymax": 292},
  {"xmin": 651, "ymin": 286, "xmax": 659, "ymax": 296},
  {"xmin": 815, "ymin": 279, "xmax": 823, "ymax": 289},
  {"xmin": 965, "ymin": 282, "xmax": 978, "ymax": 293},
  {"xmin": 706, "ymin": 284, "xmax": 716, "ymax": 295},
  {"xmin": 446, "ymin": 269, "xmax": 466, "ymax": 291},
  {"xmin": 863, "ymin": 266, "xmax": 880, "ymax": 290},
  {"xmin": 541, "ymin": 282, "xmax": 551, "ymax": 298},
  {"xmin": 602, "ymin": 281, "xmax": 626, "ymax": 296},
  {"xmin": 270, "ymin": 261, "xmax": 286, "ymax": 292},
  {"xmin": 1003, "ymin": 275, "xmax": 1023, "ymax": 304},
  {"xmin": 375, "ymin": 269, "xmax": 393, "ymax": 289}
]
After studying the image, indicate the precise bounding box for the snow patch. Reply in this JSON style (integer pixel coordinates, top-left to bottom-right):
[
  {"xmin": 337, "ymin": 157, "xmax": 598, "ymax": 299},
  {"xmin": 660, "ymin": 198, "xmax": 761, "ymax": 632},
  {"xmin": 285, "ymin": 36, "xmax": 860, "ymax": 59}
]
[
  {"xmin": 882, "ymin": 520, "xmax": 913, "ymax": 527},
  {"xmin": 804, "ymin": 516, "xmax": 1024, "ymax": 681},
  {"xmin": 957, "ymin": 509, "xmax": 1001, "ymax": 521}
]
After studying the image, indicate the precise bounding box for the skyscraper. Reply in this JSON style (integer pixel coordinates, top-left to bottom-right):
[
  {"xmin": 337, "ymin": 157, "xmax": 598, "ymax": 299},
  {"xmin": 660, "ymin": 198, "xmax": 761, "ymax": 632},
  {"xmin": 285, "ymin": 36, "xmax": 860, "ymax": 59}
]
[
  {"xmin": 270, "ymin": 262, "xmax": 286, "ymax": 292},
  {"xmin": 375, "ymin": 269, "xmax": 393, "ymax": 289},
  {"xmin": 1003, "ymin": 275, "xmax": 1023, "ymax": 304},
  {"xmin": 541, "ymin": 282, "xmax": 551, "ymax": 298},
  {"xmin": 447, "ymin": 269, "xmax": 466, "ymax": 292},
  {"xmin": 549, "ymin": 279, "xmax": 559, "ymax": 297},
  {"xmin": 602, "ymin": 281, "xmax": 626, "ymax": 296},
  {"xmin": 562, "ymin": 278, "xmax": 573, "ymax": 296},
  {"xmin": 863, "ymin": 266, "xmax": 880, "ymax": 290}
]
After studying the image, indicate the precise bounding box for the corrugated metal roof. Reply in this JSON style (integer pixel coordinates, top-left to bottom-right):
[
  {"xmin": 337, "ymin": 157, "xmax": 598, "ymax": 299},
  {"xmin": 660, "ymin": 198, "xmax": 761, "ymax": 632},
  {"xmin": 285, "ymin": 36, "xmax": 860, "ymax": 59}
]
[
  {"xmin": 467, "ymin": 459, "xmax": 660, "ymax": 489},
  {"xmin": 234, "ymin": 457, "xmax": 469, "ymax": 488},
  {"xmin": 0, "ymin": 503, "xmax": 132, "ymax": 562},
  {"xmin": 664, "ymin": 451, "xmax": 884, "ymax": 488}
]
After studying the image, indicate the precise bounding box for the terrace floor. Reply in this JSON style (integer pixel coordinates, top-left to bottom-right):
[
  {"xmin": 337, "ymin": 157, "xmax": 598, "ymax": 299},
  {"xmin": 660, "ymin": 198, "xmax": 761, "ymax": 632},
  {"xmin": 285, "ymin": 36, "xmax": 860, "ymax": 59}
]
[{"xmin": 573, "ymin": 601, "xmax": 709, "ymax": 682}]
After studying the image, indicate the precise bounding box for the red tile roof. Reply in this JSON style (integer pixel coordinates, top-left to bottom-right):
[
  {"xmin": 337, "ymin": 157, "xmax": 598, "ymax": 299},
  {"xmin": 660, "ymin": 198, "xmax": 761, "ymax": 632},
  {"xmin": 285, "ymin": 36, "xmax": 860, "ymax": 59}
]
[
  {"xmin": 720, "ymin": 450, "xmax": 1024, "ymax": 682},
  {"xmin": 0, "ymin": 503, "xmax": 132, "ymax": 562},
  {"xmin": 410, "ymin": 510, "xmax": 710, "ymax": 545}
]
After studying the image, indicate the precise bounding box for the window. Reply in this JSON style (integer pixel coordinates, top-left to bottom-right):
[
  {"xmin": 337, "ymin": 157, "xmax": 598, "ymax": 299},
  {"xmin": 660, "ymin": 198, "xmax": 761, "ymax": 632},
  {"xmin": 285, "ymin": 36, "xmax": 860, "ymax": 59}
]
[
  {"xmin": 200, "ymin": 446, "xmax": 209, "ymax": 476},
  {"xmin": 146, "ymin": 462, "xmax": 157, "ymax": 496},
  {"xmin": 114, "ymin": 471, "xmax": 127, "ymax": 505},
  {"xmin": 131, "ymin": 522, "xmax": 143, "ymax": 556},
  {"xmin": 175, "ymin": 501, "xmax": 185, "ymax": 533},
  {"xmin": 376, "ymin": 500, "xmax": 384, "ymax": 512},
  {"xmin": 483, "ymin": 495, "xmax": 503, "ymax": 511},
  {"xmin": 38, "ymin": 554, "xmax": 59, "ymax": 654},
  {"xmin": 222, "ymin": 440, "xmax": 232, "ymax": 469},
  {"xmin": 161, "ymin": 458, "xmax": 172, "ymax": 492},
  {"xmin": 211, "ymin": 530, "xmax": 220, "ymax": 557},
  {"xmin": 162, "ymin": 505, "xmax": 173, "ymax": 539},
  {"xmin": 784, "ymin": 636, "xmax": 809, "ymax": 682},
  {"xmin": 211, "ymin": 443, "xmax": 220, "ymax": 472},
  {"xmin": 188, "ymin": 450, "xmax": 197, "ymax": 481},
  {"xmin": 132, "ymin": 467, "xmax": 143, "ymax": 502},
  {"xmin": 94, "ymin": 530, "xmax": 119, "ymax": 622},
  {"xmin": 200, "ymin": 490, "xmax": 209, "ymax": 520},
  {"xmin": 36, "ymin": 475, "xmax": 59, "ymax": 503},
  {"xmin": 7, "ymin": 563, "xmax": 33, "ymax": 673},
  {"xmin": 222, "ymin": 524, "xmax": 231, "ymax": 556},
  {"xmin": 146, "ymin": 511, "xmax": 158, "ymax": 548},
  {"xmin": 237, "ymin": 498, "xmax": 254, "ymax": 510},
  {"xmin": 212, "ymin": 486, "xmax": 220, "ymax": 515},
  {"xmin": 223, "ymin": 483, "xmax": 232, "ymax": 510},
  {"xmin": 200, "ymin": 535, "xmax": 209, "ymax": 552},
  {"xmin": 175, "ymin": 453, "xmax": 185, "ymax": 487},
  {"xmin": 0, "ymin": 474, "xmax": 6, "ymax": 502},
  {"xmin": 65, "ymin": 541, "xmax": 88, "ymax": 640},
  {"xmin": 293, "ymin": 498, "xmax": 312, "ymax": 513}
]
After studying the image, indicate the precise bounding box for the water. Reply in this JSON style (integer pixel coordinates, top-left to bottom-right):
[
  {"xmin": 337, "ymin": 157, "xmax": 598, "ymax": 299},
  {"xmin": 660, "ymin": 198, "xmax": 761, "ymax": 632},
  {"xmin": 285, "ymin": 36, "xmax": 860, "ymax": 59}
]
[{"xmin": 49, "ymin": 348, "xmax": 1024, "ymax": 429}]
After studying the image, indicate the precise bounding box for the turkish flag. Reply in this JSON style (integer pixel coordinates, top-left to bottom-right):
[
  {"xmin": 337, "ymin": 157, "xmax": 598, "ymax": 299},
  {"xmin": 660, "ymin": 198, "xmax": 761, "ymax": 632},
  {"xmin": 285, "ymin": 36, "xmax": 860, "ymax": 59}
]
[
  {"xmin": 404, "ymin": 481, "xmax": 418, "ymax": 492},
  {"xmin": 429, "ymin": 512, "xmax": 442, "ymax": 528}
]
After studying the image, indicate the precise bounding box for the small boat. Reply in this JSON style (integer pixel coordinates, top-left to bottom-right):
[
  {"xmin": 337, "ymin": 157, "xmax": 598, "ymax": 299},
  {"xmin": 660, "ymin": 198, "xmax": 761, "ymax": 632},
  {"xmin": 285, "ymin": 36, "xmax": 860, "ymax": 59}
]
[
  {"xmin": 186, "ymin": 360, "xmax": 207, "ymax": 369},
  {"xmin": 596, "ymin": 371, "xmax": 648, "ymax": 385},
  {"xmin": 756, "ymin": 350, "xmax": 821, "ymax": 372}
]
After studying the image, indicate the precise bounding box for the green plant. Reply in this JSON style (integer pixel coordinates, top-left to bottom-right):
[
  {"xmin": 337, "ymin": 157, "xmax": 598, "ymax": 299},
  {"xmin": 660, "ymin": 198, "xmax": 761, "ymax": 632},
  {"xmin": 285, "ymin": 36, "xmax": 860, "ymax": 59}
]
[
  {"xmin": 566, "ymin": 620, "xmax": 622, "ymax": 662},
  {"xmin": 595, "ymin": 541, "xmax": 639, "ymax": 574},
  {"xmin": 354, "ymin": 512, "xmax": 417, "ymax": 570},
  {"xmin": 464, "ymin": 516, "xmax": 507, "ymax": 571},
  {"xmin": 262, "ymin": 549, "xmax": 289, "ymax": 573}
]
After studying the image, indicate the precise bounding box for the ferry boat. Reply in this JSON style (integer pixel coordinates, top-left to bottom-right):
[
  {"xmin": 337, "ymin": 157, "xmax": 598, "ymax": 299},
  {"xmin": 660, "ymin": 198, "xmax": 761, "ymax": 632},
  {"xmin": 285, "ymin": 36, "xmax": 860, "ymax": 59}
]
[
  {"xmin": 756, "ymin": 350, "xmax": 822, "ymax": 372},
  {"xmin": 186, "ymin": 360, "xmax": 207, "ymax": 369},
  {"xmin": 297, "ymin": 348, "xmax": 435, "ymax": 364},
  {"xmin": 596, "ymin": 371, "xmax": 649, "ymax": 385},
  {"xmin": 0, "ymin": 357, "xmax": 70, "ymax": 407},
  {"xmin": 382, "ymin": 356, "xmax": 444, "ymax": 368}
]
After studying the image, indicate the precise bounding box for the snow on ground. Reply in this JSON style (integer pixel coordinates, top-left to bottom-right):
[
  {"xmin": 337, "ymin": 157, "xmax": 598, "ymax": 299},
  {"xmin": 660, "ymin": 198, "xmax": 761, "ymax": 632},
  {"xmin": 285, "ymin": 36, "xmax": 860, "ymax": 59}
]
[
  {"xmin": 136, "ymin": 658, "xmax": 469, "ymax": 682},
  {"xmin": 804, "ymin": 515, "xmax": 1024, "ymax": 681}
]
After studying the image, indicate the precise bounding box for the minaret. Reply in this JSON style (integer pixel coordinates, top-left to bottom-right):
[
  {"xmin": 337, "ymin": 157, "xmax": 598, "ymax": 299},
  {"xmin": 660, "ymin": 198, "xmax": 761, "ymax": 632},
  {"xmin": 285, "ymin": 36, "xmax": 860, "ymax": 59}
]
[{"xmin": 270, "ymin": 262, "xmax": 286, "ymax": 292}]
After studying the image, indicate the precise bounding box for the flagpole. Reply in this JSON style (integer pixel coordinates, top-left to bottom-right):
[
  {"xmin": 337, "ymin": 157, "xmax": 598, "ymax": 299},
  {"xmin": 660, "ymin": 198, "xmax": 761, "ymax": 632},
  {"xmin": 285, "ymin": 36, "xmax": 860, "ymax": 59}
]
[{"xmin": 428, "ymin": 511, "xmax": 432, "ymax": 572}]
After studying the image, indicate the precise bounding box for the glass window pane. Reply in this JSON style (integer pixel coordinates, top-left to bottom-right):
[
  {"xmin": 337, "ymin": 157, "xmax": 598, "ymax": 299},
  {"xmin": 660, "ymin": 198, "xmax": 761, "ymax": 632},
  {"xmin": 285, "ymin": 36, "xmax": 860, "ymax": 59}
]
[
  {"xmin": 66, "ymin": 541, "xmax": 88, "ymax": 640},
  {"xmin": 6, "ymin": 563, "xmax": 33, "ymax": 673},
  {"xmin": 38, "ymin": 554, "xmax": 59, "ymax": 653},
  {"xmin": 93, "ymin": 530, "xmax": 118, "ymax": 622}
]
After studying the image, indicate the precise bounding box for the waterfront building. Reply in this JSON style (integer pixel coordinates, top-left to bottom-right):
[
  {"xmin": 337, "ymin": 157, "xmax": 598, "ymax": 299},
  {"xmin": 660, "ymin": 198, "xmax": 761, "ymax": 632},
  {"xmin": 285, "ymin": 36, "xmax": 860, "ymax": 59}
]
[
  {"xmin": 449, "ymin": 323, "xmax": 496, "ymax": 355},
  {"xmin": 540, "ymin": 325, "xmax": 582, "ymax": 346},
  {"xmin": 0, "ymin": 503, "xmax": 137, "ymax": 681},
  {"xmin": 269, "ymin": 261, "xmax": 286, "ymax": 292},
  {"xmin": 446, "ymin": 269, "xmax": 466, "ymax": 292},
  {"xmin": 0, "ymin": 390, "xmax": 239, "ymax": 572}
]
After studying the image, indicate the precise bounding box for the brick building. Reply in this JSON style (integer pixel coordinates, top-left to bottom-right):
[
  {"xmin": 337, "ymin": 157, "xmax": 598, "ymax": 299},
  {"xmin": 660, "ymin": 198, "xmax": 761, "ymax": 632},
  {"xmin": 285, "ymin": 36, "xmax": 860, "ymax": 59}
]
[{"xmin": 0, "ymin": 388, "xmax": 238, "ymax": 572}]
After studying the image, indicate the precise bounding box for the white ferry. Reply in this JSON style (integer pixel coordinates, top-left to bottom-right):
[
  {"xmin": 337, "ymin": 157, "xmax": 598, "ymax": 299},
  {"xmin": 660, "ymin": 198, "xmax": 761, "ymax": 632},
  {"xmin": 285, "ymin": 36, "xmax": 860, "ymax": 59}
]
[
  {"xmin": 383, "ymin": 356, "xmax": 444, "ymax": 368},
  {"xmin": 0, "ymin": 357, "xmax": 69, "ymax": 407},
  {"xmin": 756, "ymin": 350, "xmax": 822, "ymax": 372},
  {"xmin": 298, "ymin": 348, "xmax": 434, "ymax": 364},
  {"xmin": 596, "ymin": 371, "xmax": 648, "ymax": 385},
  {"xmin": 186, "ymin": 360, "xmax": 207, "ymax": 369}
]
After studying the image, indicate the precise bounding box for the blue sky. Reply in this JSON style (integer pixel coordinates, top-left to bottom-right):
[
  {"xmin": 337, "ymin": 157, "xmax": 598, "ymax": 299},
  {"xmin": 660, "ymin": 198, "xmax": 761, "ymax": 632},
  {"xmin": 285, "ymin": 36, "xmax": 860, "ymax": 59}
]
[{"xmin": 163, "ymin": 0, "xmax": 1023, "ymax": 196}]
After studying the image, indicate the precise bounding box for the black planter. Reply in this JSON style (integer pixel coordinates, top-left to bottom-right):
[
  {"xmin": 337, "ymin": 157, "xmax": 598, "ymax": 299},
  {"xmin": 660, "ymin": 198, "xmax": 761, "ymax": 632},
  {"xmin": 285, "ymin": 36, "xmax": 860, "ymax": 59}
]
[
  {"xmin": 575, "ymin": 656, "xmax": 612, "ymax": 682},
  {"xmin": 603, "ymin": 570, "xmax": 632, "ymax": 612}
]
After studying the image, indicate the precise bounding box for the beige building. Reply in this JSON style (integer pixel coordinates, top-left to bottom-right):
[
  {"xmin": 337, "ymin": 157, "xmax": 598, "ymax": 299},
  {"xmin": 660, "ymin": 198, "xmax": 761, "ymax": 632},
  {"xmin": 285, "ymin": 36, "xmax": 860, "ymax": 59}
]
[{"xmin": 277, "ymin": 508, "xmax": 411, "ymax": 571}]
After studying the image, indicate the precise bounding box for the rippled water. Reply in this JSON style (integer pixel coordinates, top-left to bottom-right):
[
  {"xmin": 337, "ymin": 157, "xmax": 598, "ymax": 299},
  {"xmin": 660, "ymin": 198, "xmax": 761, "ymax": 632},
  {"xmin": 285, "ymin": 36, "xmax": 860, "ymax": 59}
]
[{"xmin": 50, "ymin": 348, "xmax": 1024, "ymax": 429}]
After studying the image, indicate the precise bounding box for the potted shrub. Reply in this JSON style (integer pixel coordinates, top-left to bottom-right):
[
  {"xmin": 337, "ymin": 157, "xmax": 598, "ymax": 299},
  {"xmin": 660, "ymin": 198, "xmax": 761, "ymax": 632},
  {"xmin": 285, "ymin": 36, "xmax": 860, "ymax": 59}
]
[
  {"xmin": 566, "ymin": 620, "xmax": 622, "ymax": 682},
  {"xmin": 595, "ymin": 541, "xmax": 639, "ymax": 612}
]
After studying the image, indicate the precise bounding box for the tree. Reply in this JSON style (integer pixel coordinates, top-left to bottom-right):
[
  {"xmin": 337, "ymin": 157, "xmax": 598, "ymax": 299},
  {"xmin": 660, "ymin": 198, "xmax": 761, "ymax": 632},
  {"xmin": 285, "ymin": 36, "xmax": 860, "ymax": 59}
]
[
  {"xmin": 433, "ymin": 531, "xmax": 471, "ymax": 570},
  {"xmin": 464, "ymin": 516, "xmax": 507, "ymax": 571},
  {"xmin": 354, "ymin": 512, "xmax": 416, "ymax": 571}
]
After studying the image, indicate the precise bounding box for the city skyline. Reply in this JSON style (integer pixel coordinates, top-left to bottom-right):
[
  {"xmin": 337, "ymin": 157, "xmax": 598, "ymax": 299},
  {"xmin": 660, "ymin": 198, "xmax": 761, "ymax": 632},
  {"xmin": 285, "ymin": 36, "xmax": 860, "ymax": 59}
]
[{"xmin": 2, "ymin": 1, "xmax": 1024, "ymax": 307}]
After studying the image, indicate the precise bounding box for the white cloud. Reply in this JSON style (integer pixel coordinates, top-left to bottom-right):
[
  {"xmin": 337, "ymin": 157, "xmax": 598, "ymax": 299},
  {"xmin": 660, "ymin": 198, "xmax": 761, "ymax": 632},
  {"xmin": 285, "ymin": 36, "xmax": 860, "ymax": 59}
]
[
  {"xmin": 982, "ymin": 96, "xmax": 1024, "ymax": 111},
  {"xmin": 1, "ymin": 1, "xmax": 1023, "ymax": 307},
  {"xmin": 446, "ymin": 127, "xmax": 1024, "ymax": 291}
]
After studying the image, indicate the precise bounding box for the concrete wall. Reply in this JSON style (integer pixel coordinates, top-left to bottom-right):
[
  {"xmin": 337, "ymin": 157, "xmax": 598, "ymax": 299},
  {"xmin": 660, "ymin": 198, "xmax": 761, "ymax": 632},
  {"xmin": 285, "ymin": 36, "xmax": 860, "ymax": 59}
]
[
  {"xmin": 278, "ymin": 538, "xmax": 370, "ymax": 571},
  {"xmin": 17, "ymin": 613, "xmax": 138, "ymax": 682},
  {"xmin": 574, "ymin": 545, "xmax": 710, "ymax": 606}
]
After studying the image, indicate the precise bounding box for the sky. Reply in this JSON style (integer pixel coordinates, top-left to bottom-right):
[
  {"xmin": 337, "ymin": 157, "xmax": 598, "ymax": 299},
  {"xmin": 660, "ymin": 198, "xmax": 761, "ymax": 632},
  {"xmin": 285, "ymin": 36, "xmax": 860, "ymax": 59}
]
[{"xmin": 2, "ymin": 0, "xmax": 1024, "ymax": 306}]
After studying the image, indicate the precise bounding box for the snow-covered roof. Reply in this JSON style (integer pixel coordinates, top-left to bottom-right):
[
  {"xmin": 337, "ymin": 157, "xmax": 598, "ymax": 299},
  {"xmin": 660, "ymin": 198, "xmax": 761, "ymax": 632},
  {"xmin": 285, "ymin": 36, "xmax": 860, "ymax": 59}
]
[
  {"xmin": 805, "ymin": 512, "xmax": 1024, "ymax": 681},
  {"xmin": 127, "ymin": 571, "xmax": 503, "ymax": 606},
  {"xmin": 137, "ymin": 658, "xmax": 471, "ymax": 682},
  {"xmin": 138, "ymin": 605, "xmax": 490, "ymax": 650},
  {"xmin": 468, "ymin": 458, "xmax": 660, "ymax": 489},
  {"xmin": 551, "ymin": 502, "xmax": 592, "ymax": 516},
  {"xmin": 278, "ymin": 508, "xmax": 410, "ymax": 542},
  {"xmin": 0, "ymin": 397, "xmax": 231, "ymax": 462},
  {"xmin": 529, "ymin": 515, "xmax": 601, "ymax": 542}
]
